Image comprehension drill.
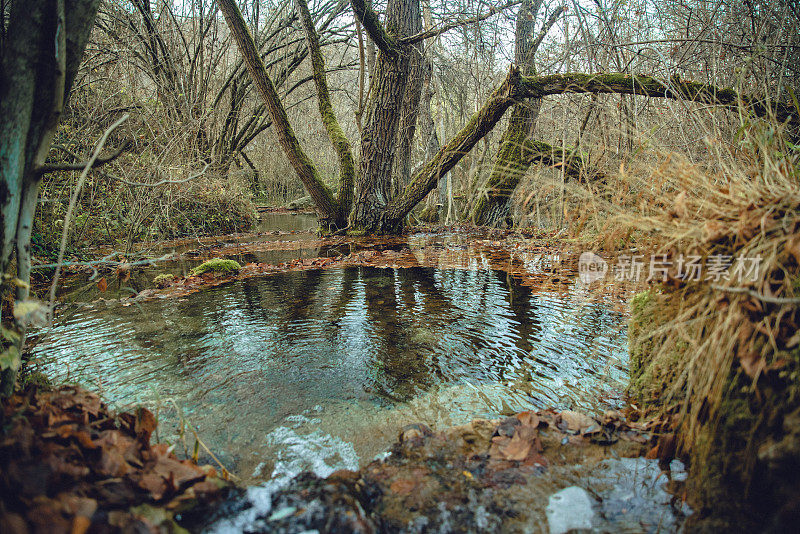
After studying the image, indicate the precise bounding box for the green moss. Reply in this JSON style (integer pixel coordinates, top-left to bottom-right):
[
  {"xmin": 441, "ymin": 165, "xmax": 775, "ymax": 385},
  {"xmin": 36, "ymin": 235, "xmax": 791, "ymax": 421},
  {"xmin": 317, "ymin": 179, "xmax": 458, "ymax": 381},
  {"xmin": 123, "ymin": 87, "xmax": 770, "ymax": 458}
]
[
  {"xmin": 153, "ymin": 274, "xmax": 175, "ymax": 288},
  {"xmin": 628, "ymin": 290, "xmax": 655, "ymax": 381},
  {"xmin": 189, "ymin": 258, "xmax": 241, "ymax": 277},
  {"xmin": 20, "ymin": 370, "xmax": 51, "ymax": 390}
]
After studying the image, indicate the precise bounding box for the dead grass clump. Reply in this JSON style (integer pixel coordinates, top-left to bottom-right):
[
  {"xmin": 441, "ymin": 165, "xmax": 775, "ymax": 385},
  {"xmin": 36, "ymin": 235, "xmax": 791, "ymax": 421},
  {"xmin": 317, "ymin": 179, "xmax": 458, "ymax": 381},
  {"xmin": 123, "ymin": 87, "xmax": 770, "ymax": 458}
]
[{"xmin": 607, "ymin": 121, "xmax": 800, "ymax": 516}]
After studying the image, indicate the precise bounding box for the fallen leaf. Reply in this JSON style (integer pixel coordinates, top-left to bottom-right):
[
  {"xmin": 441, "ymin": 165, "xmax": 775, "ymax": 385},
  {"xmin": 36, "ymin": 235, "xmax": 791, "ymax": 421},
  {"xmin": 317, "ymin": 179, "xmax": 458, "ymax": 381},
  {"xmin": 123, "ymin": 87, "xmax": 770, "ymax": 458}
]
[
  {"xmin": 97, "ymin": 278, "xmax": 108, "ymax": 292},
  {"xmin": 558, "ymin": 410, "xmax": 596, "ymax": 434},
  {"xmin": 389, "ymin": 478, "xmax": 417, "ymax": 495}
]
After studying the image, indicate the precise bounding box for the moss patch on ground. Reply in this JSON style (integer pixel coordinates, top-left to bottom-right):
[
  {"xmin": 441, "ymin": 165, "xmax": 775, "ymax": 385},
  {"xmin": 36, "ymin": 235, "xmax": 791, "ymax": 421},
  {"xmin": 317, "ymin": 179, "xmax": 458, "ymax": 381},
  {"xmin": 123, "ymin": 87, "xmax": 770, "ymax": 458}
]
[{"xmin": 189, "ymin": 259, "xmax": 241, "ymax": 277}]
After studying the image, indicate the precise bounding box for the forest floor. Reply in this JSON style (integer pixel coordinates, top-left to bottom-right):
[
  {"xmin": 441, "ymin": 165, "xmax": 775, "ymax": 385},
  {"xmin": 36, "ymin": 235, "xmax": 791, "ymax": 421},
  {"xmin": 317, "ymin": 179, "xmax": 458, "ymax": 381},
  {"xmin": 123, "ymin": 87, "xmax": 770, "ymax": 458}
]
[{"xmin": 0, "ymin": 385, "xmax": 234, "ymax": 533}]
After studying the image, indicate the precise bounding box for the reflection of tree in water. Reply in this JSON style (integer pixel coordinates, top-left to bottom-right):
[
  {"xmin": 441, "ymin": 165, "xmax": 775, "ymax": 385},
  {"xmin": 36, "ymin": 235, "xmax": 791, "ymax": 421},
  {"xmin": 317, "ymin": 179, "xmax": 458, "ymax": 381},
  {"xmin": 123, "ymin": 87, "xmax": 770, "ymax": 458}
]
[{"xmin": 361, "ymin": 267, "xmax": 438, "ymax": 402}]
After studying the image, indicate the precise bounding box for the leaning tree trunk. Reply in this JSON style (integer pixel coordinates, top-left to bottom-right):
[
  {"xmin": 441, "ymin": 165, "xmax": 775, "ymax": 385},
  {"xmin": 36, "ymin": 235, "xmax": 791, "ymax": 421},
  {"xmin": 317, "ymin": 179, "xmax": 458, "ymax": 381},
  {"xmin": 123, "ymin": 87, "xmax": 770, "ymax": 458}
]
[
  {"xmin": 472, "ymin": 0, "xmax": 557, "ymax": 227},
  {"xmin": 219, "ymin": 0, "xmax": 346, "ymax": 228},
  {"xmin": 0, "ymin": 0, "xmax": 101, "ymax": 396},
  {"xmin": 350, "ymin": 0, "xmax": 422, "ymax": 232}
]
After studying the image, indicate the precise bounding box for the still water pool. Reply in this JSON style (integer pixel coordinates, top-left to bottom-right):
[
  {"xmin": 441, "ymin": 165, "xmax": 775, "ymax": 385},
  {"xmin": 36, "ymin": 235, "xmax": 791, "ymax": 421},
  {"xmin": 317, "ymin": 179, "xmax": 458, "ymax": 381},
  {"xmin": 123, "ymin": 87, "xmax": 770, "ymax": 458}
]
[{"xmin": 33, "ymin": 265, "xmax": 629, "ymax": 482}]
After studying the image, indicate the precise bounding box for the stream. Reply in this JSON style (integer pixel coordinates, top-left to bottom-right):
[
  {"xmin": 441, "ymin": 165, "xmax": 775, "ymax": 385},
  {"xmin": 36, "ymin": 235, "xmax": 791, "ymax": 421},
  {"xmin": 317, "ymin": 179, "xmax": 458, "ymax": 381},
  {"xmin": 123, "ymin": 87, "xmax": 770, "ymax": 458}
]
[{"xmin": 31, "ymin": 213, "xmax": 689, "ymax": 532}]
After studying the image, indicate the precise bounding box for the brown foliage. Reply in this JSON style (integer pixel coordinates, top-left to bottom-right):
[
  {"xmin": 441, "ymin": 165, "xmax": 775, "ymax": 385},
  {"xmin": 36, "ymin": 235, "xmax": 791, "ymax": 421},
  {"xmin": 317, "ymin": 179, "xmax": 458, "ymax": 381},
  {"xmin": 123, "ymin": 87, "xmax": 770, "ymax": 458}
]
[{"xmin": 0, "ymin": 386, "xmax": 228, "ymax": 533}]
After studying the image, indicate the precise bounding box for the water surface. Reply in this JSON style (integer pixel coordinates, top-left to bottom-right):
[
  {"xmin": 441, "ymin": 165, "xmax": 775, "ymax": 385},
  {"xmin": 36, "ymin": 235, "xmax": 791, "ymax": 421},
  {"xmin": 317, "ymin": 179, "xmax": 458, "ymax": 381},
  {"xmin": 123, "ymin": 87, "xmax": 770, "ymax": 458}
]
[{"xmin": 34, "ymin": 265, "xmax": 628, "ymax": 481}]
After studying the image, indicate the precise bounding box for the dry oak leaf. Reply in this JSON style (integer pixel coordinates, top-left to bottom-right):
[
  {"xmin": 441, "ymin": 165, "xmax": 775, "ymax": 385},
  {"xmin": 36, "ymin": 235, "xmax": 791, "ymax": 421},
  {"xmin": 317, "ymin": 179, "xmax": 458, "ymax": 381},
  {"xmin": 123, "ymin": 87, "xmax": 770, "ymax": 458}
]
[
  {"xmin": 558, "ymin": 410, "xmax": 596, "ymax": 434},
  {"xmin": 389, "ymin": 478, "xmax": 417, "ymax": 495}
]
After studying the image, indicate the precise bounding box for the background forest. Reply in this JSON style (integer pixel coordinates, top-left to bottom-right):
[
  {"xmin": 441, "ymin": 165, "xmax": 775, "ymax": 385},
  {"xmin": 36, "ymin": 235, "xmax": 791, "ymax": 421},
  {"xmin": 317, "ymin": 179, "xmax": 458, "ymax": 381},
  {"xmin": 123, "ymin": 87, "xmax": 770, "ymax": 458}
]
[{"xmin": 18, "ymin": 0, "xmax": 799, "ymax": 254}]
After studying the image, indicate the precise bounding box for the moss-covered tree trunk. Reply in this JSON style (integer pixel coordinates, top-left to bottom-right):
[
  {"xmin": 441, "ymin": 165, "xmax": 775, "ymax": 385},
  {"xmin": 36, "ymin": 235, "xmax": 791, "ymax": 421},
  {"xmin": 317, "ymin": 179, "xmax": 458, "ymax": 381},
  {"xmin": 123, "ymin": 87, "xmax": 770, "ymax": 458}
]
[
  {"xmin": 0, "ymin": 0, "xmax": 101, "ymax": 396},
  {"xmin": 219, "ymin": 0, "xmax": 343, "ymax": 228},
  {"xmin": 472, "ymin": 0, "xmax": 550, "ymax": 227}
]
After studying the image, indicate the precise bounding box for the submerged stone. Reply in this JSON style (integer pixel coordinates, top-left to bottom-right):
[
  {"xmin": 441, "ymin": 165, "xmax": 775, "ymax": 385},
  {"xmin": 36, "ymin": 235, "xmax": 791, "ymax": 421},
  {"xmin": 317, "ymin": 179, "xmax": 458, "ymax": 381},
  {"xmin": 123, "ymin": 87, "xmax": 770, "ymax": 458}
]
[{"xmin": 545, "ymin": 486, "xmax": 594, "ymax": 534}]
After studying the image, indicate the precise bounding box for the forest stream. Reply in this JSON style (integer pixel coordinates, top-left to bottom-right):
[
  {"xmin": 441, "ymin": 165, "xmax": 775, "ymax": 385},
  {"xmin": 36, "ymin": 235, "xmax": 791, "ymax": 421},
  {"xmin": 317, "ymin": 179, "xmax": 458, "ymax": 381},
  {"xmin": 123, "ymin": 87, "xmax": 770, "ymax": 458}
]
[{"xmin": 25, "ymin": 214, "xmax": 690, "ymax": 532}]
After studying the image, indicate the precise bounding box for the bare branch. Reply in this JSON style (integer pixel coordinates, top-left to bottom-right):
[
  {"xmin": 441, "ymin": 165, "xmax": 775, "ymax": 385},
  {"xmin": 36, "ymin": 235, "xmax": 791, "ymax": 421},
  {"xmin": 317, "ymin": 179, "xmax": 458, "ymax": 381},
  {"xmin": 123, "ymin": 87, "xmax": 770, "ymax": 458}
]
[
  {"xmin": 400, "ymin": 1, "xmax": 521, "ymax": 45},
  {"xmin": 103, "ymin": 163, "xmax": 210, "ymax": 188},
  {"xmin": 49, "ymin": 114, "xmax": 129, "ymax": 305},
  {"xmin": 38, "ymin": 140, "xmax": 130, "ymax": 175}
]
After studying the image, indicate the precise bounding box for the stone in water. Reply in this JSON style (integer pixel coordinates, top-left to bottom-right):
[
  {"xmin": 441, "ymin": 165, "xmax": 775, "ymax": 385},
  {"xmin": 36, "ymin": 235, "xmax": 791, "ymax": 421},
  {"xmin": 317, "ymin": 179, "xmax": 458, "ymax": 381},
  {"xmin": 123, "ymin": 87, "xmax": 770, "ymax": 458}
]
[{"xmin": 546, "ymin": 486, "xmax": 594, "ymax": 534}]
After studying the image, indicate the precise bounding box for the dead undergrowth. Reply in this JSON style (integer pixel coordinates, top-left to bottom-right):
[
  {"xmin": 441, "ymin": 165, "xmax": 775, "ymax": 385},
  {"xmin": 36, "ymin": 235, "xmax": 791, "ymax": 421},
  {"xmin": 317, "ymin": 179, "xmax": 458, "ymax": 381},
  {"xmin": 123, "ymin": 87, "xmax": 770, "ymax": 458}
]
[{"xmin": 588, "ymin": 120, "xmax": 800, "ymax": 525}]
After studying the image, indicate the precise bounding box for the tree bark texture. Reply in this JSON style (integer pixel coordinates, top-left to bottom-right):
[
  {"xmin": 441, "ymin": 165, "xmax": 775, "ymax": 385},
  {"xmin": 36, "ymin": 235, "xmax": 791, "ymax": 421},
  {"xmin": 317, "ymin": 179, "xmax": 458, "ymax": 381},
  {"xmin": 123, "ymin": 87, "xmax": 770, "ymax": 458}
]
[
  {"xmin": 0, "ymin": 0, "xmax": 100, "ymax": 396},
  {"xmin": 350, "ymin": 0, "xmax": 421, "ymax": 232}
]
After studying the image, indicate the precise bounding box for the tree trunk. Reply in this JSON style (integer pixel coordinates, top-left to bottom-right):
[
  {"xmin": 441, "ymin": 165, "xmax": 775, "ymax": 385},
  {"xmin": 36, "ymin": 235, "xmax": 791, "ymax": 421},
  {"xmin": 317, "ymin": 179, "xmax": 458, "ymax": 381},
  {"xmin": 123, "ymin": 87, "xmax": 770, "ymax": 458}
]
[
  {"xmin": 350, "ymin": 0, "xmax": 421, "ymax": 232},
  {"xmin": 390, "ymin": 25, "xmax": 425, "ymax": 196},
  {"xmin": 472, "ymin": 0, "xmax": 549, "ymax": 227},
  {"xmin": 0, "ymin": 0, "xmax": 100, "ymax": 396},
  {"xmin": 218, "ymin": 0, "xmax": 342, "ymax": 227}
]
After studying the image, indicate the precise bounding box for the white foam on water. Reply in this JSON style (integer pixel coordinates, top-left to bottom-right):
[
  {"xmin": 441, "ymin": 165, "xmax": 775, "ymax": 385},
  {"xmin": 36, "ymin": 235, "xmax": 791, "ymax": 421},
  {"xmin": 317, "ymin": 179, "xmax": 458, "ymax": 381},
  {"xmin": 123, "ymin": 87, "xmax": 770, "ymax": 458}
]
[
  {"xmin": 266, "ymin": 425, "xmax": 360, "ymax": 482},
  {"xmin": 546, "ymin": 486, "xmax": 595, "ymax": 534},
  {"xmin": 206, "ymin": 422, "xmax": 359, "ymax": 533}
]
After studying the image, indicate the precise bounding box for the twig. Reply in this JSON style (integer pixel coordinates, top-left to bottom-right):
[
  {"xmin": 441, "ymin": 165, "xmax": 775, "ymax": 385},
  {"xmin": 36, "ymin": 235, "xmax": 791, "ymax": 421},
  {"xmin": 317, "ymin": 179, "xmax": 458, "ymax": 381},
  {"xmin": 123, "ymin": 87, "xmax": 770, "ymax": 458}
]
[
  {"xmin": 48, "ymin": 115, "xmax": 130, "ymax": 308},
  {"xmin": 31, "ymin": 253, "xmax": 176, "ymax": 271},
  {"xmin": 102, "ymin": 163, "xmax": 210, "ymax": 188},
  {"xmin": 400, "ymin": 1, "xmax": 521, "ymax": 45},
  {"xmin": 50, "ymin": 142, "xmax": 210, "ymax": 187},
  {"xmin": 38, "ymin": 139, "xmax": 130, "ymax": 175},
  {"xmin": 711, "ymin": 284, "xmax": 800, "ymax": 305}
]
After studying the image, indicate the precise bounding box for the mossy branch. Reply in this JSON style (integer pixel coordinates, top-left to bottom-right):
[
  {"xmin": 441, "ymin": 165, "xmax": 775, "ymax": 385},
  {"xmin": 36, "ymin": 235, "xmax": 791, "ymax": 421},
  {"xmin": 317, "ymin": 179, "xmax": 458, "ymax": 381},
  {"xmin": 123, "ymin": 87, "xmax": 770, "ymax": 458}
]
[
  {"xmin": 296, "ymin": 0, "xmax": 355, "ymax": 224},
  {"xmin": 382, "ymin": 67, "xmax": 521, "ymax": 231},
  {"xmin": 517, "ymin": 73, "xmax": 798, "ymax": 125},
  {"xmin": 471, "ymin": 137, "xmax": 602, "ymax": 226},
  {"xmin": 350, "ymin": 0, "xmax": 399, "ymax": 57},
  {"xmin": 218, "ymin": 0, "xmax": 339, "ymax": 223}
]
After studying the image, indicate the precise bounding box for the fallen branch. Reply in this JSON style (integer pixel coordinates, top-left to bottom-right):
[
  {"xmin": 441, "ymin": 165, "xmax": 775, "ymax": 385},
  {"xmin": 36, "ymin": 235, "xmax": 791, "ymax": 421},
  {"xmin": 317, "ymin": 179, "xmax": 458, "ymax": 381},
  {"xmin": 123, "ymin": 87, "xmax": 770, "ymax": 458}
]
[
  {"xmin": 37, "ymin": 139, "xmax": 130, "ymax": 175},
  {"xmin": 711, "ymin": 284, "xmax": 800, "ymax": 305},
  {"xmin": 517, "ymin": 73, "xmax": 799, "ymax": 125}
]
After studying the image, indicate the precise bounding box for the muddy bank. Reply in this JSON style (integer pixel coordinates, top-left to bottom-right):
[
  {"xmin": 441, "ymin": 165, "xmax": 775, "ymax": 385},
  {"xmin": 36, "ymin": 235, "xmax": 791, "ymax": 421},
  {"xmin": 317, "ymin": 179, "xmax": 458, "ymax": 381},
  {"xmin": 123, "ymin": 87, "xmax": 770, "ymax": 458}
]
[{"xmin": 202, "ymin": 409, "xmax": 688, "ymax": 533}]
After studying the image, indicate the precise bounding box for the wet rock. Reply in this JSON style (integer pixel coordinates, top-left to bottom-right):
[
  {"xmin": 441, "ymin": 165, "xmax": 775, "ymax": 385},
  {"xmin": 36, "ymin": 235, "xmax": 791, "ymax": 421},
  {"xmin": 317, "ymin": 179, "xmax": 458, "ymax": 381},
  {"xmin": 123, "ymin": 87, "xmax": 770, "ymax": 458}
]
[
  {"xmin": 546, "ymin": 486, "xmax": 594, "ymax": 534},
  {"xmin": 286, "ymin": 196, "xmax": 313, "ymax": 211}
]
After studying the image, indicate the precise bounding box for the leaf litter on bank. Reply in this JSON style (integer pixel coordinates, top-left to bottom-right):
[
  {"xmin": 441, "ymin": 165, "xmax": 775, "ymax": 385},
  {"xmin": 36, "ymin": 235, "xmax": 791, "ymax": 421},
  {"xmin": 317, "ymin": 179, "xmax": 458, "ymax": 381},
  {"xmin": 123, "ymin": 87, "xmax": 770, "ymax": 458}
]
[{"xmin": 0, "ymin": 385, "xmax": 231, "ymax": 533}]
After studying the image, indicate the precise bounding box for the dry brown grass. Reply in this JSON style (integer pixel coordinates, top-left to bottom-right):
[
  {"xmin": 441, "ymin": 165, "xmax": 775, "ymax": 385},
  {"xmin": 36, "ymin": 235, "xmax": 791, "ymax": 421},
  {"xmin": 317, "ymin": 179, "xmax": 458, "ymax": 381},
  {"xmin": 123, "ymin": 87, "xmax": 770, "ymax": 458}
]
[{"xmin": 566, "ymin": 114, "xmax": 800, "ymax": 500}]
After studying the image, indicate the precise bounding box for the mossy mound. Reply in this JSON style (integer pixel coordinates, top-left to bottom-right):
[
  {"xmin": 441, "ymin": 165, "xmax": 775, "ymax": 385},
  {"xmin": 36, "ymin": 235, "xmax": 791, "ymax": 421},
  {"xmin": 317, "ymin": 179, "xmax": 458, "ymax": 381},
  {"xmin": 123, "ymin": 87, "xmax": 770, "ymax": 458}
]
[
  {"xmin": 153, "ymin": 273, "xmax": 175, "ymax": 288},
  {"xmin": 189, "ymin": 259, "xmax": 241, "ymax": 277},
  {"xmin": 627, "ymin": 285, "xmax": 800, "ymax": 531}
]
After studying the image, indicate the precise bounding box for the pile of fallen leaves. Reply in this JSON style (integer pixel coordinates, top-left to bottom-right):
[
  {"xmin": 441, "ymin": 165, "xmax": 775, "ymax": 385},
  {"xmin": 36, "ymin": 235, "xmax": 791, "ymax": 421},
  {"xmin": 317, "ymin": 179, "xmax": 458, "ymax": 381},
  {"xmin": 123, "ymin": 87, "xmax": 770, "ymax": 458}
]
[{"xmin": 0, "ymin": 385, "xmax": 231, "ymax": 533}]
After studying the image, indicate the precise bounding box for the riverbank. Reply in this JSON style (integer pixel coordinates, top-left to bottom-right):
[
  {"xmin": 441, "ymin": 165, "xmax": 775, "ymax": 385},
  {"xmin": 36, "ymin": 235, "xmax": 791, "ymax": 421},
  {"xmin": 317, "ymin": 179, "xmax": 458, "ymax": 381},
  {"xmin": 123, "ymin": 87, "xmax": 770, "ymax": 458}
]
[{"xmin": 2, "ymin": 383, "xmax": 685, "ymax": 533}]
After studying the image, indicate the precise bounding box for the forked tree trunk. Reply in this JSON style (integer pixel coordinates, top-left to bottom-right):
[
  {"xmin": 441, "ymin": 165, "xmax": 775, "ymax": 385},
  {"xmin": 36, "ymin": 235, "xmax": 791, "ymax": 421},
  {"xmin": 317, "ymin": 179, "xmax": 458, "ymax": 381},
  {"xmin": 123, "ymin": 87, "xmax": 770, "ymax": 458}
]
[
  {"xmin": 225, "ymin": 0, "xmax": 797, "ymax": 236},
  {"xmin": 350, "ymin": 0, "xmax": 422, "ymax": 232}
]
